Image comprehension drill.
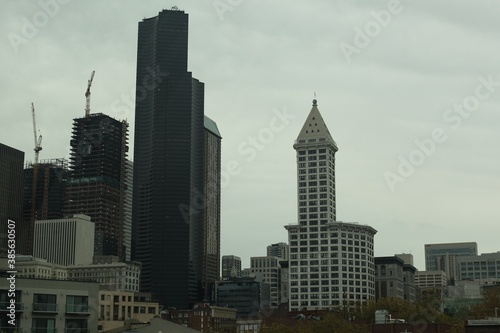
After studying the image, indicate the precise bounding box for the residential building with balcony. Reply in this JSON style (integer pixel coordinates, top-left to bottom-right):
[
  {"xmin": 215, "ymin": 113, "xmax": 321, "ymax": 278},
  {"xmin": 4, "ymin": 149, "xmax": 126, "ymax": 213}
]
[{"xmin": 0, "ymin": 272, "xmax": 99, "ymax": 333}]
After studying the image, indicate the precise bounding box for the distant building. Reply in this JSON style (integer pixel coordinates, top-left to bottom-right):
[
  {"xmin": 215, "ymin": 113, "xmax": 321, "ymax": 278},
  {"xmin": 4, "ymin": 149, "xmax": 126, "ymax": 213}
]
[
  {"xmin": 164, "ymin": 303, "xmax": 237, "ymax": 333},
  {"xmin": 267, "ymin": 242, "xmax": 289, "ymax": 261},
  {"xmin": 395, "ymin": 253, "xmax": 414, "ymax": 266},
  {"xmin": 279, "ymin": 260, "xmax": 289, "ymax": 307},
  {"xmin": 222, "ymin": 255, "xmax": 242, "ymax": 279},
  {"xmin": 67, "ymin": 256, "xmax": 141, "ymax": 292},
  {"xmin": 0, "ymin": 143, "xmax": 24, "ymax": 256},
  {"xmin": 250, "ymin": 256, "xmax": 282, "ymax": 307},
  {"xmin": 217, "ymin": 277, "xmax": 270, "ymax": 319},
  {"xmin": 65, "ymin": 113, "xmax": 128, "ymax": 259},
  {"xmin": 33, "ymin": 214, "xmax": 94, "ymax": 266},
  {"xmin": 374, "ymin": 256, "xmax": 416, "ymax": 302},
  {"xmin": 456, "ymin": 251, "xmax": 500, "ymax": 282},
  {"xmin": 285, "ymin": 100, "xmax": 377, "ymax": 311},
  {"xmin": 425, "ymin": 242, "xmax": 478, "ymax": 282},
  {"xmin": 415, "ymin": 270, "xmax": 447, "ymax": 288}
]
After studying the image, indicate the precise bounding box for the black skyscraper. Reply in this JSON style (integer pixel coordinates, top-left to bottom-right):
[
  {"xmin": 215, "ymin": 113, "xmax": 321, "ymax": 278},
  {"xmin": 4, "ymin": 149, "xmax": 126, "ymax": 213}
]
[
  {"xmin": 132, "ymin": 8, "xmax": 219, "ymax": 309},
  {"xmin": 0, "ymin": 143, "xmax": 24, "ymax": 256}
]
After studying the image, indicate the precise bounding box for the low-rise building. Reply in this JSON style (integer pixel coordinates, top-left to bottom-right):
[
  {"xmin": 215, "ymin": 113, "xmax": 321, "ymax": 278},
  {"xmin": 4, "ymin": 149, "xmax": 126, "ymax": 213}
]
[
  {"xmin": 164, "ymin": 303, "xmax": 237, "ymax": 333},
  {"xmin": 0, "ymin": 274, "xmax": 99, "ymax": 333},
  {"xmin": 98, "ymin": 289, "xmax": 159, "ymax": 332},
  {"xmin": 415, "ymin": 270, "xmax": 447, "ymax": 288},
  {"xmin": 16, "ymin": 255, "xmax": 68, "ymax": 280},
  {"xmin": 67, "ymin": 256, "xmax": 141, "ymax": 292},
  {"xmin": 374, "ymin": 256, "xmax": 416, "ymax": 302},
  {"xmin": 217, "ymin": 277, "xmax": 270, "ymax": 319}
]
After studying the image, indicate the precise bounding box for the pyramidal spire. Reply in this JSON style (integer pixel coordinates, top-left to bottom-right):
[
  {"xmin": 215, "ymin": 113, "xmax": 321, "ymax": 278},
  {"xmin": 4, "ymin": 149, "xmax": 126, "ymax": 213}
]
[{"xmin": 294, "ymin": 99, "xmax": 338, "ymax": 151}]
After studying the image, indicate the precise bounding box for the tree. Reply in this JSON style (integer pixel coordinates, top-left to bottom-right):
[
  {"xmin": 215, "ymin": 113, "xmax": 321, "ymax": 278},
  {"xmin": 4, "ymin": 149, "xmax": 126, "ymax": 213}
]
[{"xmin": 469, "ymin": 286, "xmax": 500, "ymax": 319}]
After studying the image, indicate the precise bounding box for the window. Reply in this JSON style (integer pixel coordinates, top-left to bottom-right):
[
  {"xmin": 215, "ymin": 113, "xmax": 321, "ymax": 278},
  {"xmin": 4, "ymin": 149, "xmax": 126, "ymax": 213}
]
[
  {"xmin": 33, "ymin": 318, "xmax": 55, "ymax": 333},
  {"xmin": 66, "ymin": 295, "xmax": 89, "ymax": 313},
  {"xmin": 65, "ymin": 319, "xmax": 87, "ymax": 333},
  {"xmin": 33, "ymin": 294, "xmax": 57, "ymax": 312}
]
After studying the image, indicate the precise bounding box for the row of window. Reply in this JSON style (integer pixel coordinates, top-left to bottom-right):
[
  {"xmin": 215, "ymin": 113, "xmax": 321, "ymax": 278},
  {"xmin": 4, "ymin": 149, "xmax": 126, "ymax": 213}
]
[
  {"xmin": 290, "ymin": 254, "xmax": 370, "ymax": 261},
  {"xmin": 298, "ymin": 149, "xmax": 330, "ymax": 155},
  {"xmin": 290, "ymin": 246, "xmax": 373, "ymax": 254},
  {"xmin": 291, "ymin": 239, "xmax": 370, "ymax": 246},
  {"xmin": 290, "ymin": 280, "xmax": 376, "ymax": 287}
]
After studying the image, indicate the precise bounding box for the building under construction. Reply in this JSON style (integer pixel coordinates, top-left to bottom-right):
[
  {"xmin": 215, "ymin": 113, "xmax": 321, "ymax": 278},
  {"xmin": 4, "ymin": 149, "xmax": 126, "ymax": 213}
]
[
  {"xmin": 23, "ymin": 158, "xmax": 68, "ymax": 221},
  {"xmin": 65, "ymin": 113, "xmax": 128, "ymax": 259}
]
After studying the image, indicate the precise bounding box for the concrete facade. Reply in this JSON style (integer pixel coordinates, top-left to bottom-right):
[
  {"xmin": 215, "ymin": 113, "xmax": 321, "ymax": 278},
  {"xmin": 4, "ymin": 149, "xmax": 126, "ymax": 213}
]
[
  {"xmin": 0, "ymin": 276, "xmax": 99, "ymax": 333},
  {"xmin": 285, "ymin": 100, "xmax": 377, "ymax": 312},
  {"xmin": 415, "ymin": 270, "xmax": 447, "ymax": 288},
  {"xmin": 375, "ymin": 256, "xmax": 416, "ymax": 302},
  {"xmin": 33, "ymin": 214, "xmax": 94, "ymax": 266},
  {"xmin": 67, "ymin": 256, "xmax": 141, "ymax": 292},
  {"xmin": 250, "ymin": 256, "xmax": 282, "ymax": 308},
  {"xmin": 97, "ymin": 289, "xmax": 159, "ymax": 332}
]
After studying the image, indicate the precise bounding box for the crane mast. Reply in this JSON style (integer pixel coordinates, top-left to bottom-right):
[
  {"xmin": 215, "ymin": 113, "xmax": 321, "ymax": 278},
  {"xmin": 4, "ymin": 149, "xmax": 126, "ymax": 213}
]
[
  {"xmin": 29, "ymin": 103, "xmax": 42, "ymax": 255},
  {"xmin": 85, "ymin": 70, "xmax": 95, "ymax": 116}
]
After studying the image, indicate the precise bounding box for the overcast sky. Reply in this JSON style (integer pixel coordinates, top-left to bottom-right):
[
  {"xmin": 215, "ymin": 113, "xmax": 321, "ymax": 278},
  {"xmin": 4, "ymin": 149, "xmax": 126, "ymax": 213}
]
[{"xmin": 2, "ymin": 0, "xmax": 500, "ymax": 271}]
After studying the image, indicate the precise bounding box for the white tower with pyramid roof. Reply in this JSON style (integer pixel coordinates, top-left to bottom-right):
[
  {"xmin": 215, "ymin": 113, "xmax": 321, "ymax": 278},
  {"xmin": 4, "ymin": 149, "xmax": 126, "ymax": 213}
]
[{"xmin": 285, "ymin": 99, "xmax": 377, "ymax": 312}]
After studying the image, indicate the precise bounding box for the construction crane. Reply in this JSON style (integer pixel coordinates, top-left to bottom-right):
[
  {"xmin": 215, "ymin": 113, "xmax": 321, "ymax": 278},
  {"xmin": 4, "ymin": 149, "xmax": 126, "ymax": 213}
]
[
  {"xmin": 32, "ymin": 102, "xmax": 42, "ymax": 163},
  {"xmin": 29, "ymin": 102, "xmax": 42, "ymax": 255},
  {"xmin": 85, "ymin": 70, "xmax": 95, "ymax": 116}
]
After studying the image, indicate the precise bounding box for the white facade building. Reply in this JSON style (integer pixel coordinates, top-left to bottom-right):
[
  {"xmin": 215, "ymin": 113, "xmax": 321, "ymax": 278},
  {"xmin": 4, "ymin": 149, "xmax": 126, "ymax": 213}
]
[
  {"xmin": 415, "ymin": 270, "xmax": 447, "ymax": 288},
  {"xmin": 33, "ymin": 214, "xmax": 94, "ymax": 266},
  {"xmin": 285, "ymin": 100, "xmax": 377, "ymax": 312},
  {"xmin": 67, "ymin": 256, "xmax": 141, "ymax": 292}
]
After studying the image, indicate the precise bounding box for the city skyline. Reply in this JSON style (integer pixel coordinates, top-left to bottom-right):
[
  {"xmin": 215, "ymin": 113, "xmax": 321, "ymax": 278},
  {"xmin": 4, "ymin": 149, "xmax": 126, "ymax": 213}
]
[{"xmin": 1, "ymin": 1, "xmax": 500, "ymax": 271}]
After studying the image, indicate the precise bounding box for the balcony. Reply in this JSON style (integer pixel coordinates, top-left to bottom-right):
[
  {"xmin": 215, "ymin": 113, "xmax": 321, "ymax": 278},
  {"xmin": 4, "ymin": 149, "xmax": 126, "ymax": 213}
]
[
  {"xmin": 32, "ymin": 328, "xmax": 57, "ymax": 333},
  {"xmin": 33, "ymin": 303, "xmax": 58, "ymax": 313},
  {"xmin": 0, "ymin": 301, "xmax": 24, "ymax": 312},
  {"xmin": 64, "ymin": 329, "xmax": 88, "ymax": 333},
  {"xmin": 65, "ymin": 304, "xmax": 90, "ymax": 314}
]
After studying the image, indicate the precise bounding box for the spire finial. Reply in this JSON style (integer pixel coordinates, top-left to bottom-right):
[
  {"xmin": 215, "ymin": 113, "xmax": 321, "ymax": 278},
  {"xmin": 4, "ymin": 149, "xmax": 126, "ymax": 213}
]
[{"xmin": 313, "ymin": 92, "xmax": 317, "ymax": 107}]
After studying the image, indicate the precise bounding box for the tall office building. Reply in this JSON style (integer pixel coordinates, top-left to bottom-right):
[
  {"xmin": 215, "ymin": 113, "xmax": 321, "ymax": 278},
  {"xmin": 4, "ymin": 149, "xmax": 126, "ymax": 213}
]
[
  {"xmin": 203, "ymin": 116, "xmax": 222, "ymax": 299},
  {"xmin": 132, "ymin": 8, "xmax": 221, "ymax": 308},
  {"xmin": 285, "ymin": 100, "xmax": 377, "ymax": 311},
  {"xmin": 65, "ymin": 113, "xmax": 128, "ymax": 259},
  {"xmin": 425, "ymin": 242, "xmax": 478, "ymax": 282},
  {"xmin": 23, "ymin": 158, "xmax": 68, "ymax": 223},
  {"xmin": 0, "ymin": 143, "xmax": 24, "ymax": 255}
]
